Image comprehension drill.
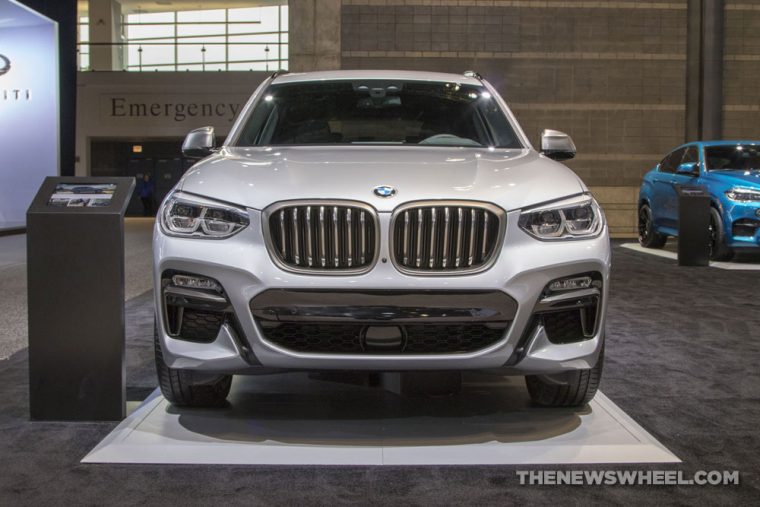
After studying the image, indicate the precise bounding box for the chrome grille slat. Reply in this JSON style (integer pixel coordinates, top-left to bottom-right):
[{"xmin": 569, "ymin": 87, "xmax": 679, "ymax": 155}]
[
  {"xmin": 279, "ymin": 210, "xmax": 287, "ymax": 259},
  {"xmin": 402, "ymin": 211, "xmax": 410, "ymax": 265},
  {"xmin": 332, "ymin": 206, "xmax": 340, "ymax": 268},
  {"xmin": 392, "ymin": 202, "xmax": 501, "ymax": 273},
  {"xmin": 305, "ymin": 206, "xmax": 313, "ymax": 267},
  {"xmin": 415, "ymin": 208, "xmax": 423, "ymax": 268},
  {"xmin": 346, "ymin": 209, "xmax": 353, "ymax": 267},
  {"xmin": 468, "ymin": 209, "xmax": 477, "ymax": 267},
  {"xmin": 292, "ymin": 208, "xmax": 300, "ymax": 265},
  {"xmin": 429, "ymin": 207, "xmax": 437, "ymax": 269},
  {"xmin": 482, "ymin": 212, "xmax": 490, "ymax": 260},
  {"xmin": 360, "ymin": 211, "xmax": 367, "ymax": 264},
  {"xmin": 442, "ymin": 208, "xmax": 450, "ymax": 268},
  {"xmin": 318, "ymin": 206, "xmax": 326, "ymax": 268},
  {"xmin": 455, "ymin": 207, "xmax": 464, "ymax": 268},
  {"xmin": 268, "ymin": 202, "xmax": 376, "ymax": 272}
]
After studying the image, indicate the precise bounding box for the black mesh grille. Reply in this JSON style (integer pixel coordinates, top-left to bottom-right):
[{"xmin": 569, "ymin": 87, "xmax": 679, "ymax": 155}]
[
  {"xmin": 732, "ymin": 219, "xmax": 760, "ymax": 237},
  {"xmin": 404, "ymin": 325, "xmax": 504, "ymax": 353},
  {"xmin": 392, "ymin": 204, "xmax": 501, "ymax": 272},
  {"xmin": 260, "ymin": 323, "xmax": 506, "ymax": 354},
  {"xmin": 263, "ymin": 324, "xmax": 364, "ymax": 353},
  {"xmin": 268, "ymin": 203, "xmax": 377, "ymax": 271},
  {"xmin": 178, "ymin": 309, "xmax": 225, "ymax": 343},
  {"xmin": 542, "ymin": 309, "xmax": 585, "ymax": 344}
]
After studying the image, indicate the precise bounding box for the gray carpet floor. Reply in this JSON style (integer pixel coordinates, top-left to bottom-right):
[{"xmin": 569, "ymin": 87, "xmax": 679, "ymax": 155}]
[{"xmin": 0, "ymin": 242, "xmax": 758, "ymax": 505}]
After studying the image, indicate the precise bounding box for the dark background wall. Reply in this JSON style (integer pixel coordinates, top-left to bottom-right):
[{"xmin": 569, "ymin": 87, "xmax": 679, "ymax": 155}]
[
  {"xmin": 341, "ymin": 0, "xmax": 689, "ymax": 189},
  {"xmin": 17, "ymin": 0, "xmax": 77, "ymax": 177},
  {"xmin": 723, "ymin": 0, "xmax": 760, "ymax": 139}
]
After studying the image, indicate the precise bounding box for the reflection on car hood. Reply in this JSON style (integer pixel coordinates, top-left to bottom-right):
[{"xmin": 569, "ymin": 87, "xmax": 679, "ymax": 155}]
[
  {"xmin": 178, "ymin": 146, "xmax": 586, "ymax": 212},
  {"xmin": 706, "ymin": 170, "xmax": 760, "ymax": 188}
]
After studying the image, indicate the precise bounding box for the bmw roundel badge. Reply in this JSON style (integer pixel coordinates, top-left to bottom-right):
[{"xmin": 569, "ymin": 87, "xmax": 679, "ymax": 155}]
[{"xmin": 373, "ymin": 185, "xmax": 397, "ymax": 198}]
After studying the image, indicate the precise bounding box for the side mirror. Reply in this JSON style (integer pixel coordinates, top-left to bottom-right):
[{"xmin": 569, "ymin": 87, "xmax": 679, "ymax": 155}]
[
  {"xmin": 676, "ymin": 162, "xmax": 699, "ymax": 176},
  {"xmin": 182, "ymin": 126, "xmax": 216, "ymax": 159},
  {"xmin": 540, "ymin": 129, "xmax": 576, "ymax": 161}
]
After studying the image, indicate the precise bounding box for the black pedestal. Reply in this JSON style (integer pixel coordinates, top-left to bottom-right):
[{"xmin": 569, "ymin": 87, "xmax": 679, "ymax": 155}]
[
  {"xmin": 27, "ymin": 177, "xmax": 135, "ymax": 421},
  {"xmin": 677, "ymin": 185, "xmax": 711, "ymax": 267}
]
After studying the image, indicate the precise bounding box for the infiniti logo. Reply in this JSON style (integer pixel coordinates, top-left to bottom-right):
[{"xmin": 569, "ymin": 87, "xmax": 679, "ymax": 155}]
[
  {"xmin": 373, "ymin": 185, "xmax": 397, "ymax": 198},
  {"xmin": 0, "ymin": 54, "xmax": 10, "ymax": 77}
]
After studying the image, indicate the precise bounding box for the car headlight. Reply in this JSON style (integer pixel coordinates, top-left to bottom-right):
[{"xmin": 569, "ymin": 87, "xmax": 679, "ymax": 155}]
[
  {"xmin": 519, "ymin": 194, "xmax": 604, "ymax": 240},
  {"xmin": 160, "ymin": 192, "xmax": 249, "ymax": 239},
  {"xmin": 725, "ymin": 187, "xmax": 760, "ymax": 202}
]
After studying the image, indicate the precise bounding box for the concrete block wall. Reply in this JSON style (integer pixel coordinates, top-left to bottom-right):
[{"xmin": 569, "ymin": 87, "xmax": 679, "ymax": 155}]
[
  {"xmin": 723, "ymin": 1, "xmax": 760, "ymax": 139},
  {"xmin": 340, "ymin": 0, "xmax": 692, "ymax": 237}
]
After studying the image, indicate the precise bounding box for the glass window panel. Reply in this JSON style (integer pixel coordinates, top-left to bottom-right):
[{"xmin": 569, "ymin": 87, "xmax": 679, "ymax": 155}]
[
  {"xmin": 117, "ymin": 6, "xmax": 288, "ymax": 72},
  {"xmin": 227, "ymin": 8, "xmax": 261, "ymax": 22},
  {"xmin": 280, "ymin": 5, "xmax": 289, "ymax": 28},
  {"xmin": 136, "ymin": 40, "xmax": 175, "ymax": 66},
  {"xmin": 79, "ymin": 54, "xmax": 90, "ymax": 70},
  {"xmin": 128, "ymin": 24, "xmax": 174, "ymax": 40},
  {"xmin": 177, "ymin": 9, "xmax": 225, "ymax": 23},
  {"xmin": 228, "ymin": 37, "xmax": 273, "ymax": 63},
  {"xmin": 177, "ymin": 23, "xmax": 225, "ymax": 37},
  {"xmin": 127, "ymin": 12, "xmax": 175, "ymax": 23},
  {"xmin": 256, "ymin": 6, "xmax": 280, "ymax": 32},
  {"xmin": 177, "ymin": 36, "xmax": 225, "ymax": 64},
  {"xmin": 227, "ymin": 23, "xmax": 263, "ymax": 36}
]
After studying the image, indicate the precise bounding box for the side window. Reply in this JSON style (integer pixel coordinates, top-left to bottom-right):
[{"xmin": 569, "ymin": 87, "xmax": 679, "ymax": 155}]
[
  {"xmin": 660, "ymin": 147, "xmax": 686, "ymax": 173},
  {"xmin": 682, "ymin": 146, "xmax": 699, "ymax": 165}
]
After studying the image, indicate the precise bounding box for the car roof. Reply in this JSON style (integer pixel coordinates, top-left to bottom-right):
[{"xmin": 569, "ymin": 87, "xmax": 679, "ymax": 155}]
[
  {"xmin": 271, "ymin": 69, "xmax": 485, "ymax": 86},
  {"xmin": 698, "ymin": 140, "xmax": 760, "ymax": 147},
  {"xmin": 668, "ymin": 140, "xmax": 760, "ymax": 152}
]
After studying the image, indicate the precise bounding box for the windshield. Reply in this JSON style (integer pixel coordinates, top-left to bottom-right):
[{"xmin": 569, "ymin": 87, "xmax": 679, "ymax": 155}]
[
  {"xmin": 235, "ymin": 80, "xmax": 522, "ymax": 148},
  {"xmin": 705, "ymin": 144, "xmax": 760, "ymax": 171}
]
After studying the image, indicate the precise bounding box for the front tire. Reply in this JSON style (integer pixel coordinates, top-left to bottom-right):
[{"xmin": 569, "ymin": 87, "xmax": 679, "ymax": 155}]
[
  {"xmin": 638, "ymin": 204, "xmax": 667, "ymax": 248},
  {"xmin": 709, "ymin": 207, "xmax": 734, "ymax": 262},
  {"xmin": 525, "ymin": 345, "xmax": 604, "ymax": 407},
  {"xmin": 154, "ymin": 325, "xmax": 232, "ymax": 407}
]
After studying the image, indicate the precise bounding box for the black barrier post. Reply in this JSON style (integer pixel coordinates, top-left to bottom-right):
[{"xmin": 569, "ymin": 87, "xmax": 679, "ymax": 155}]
[
  {"xmin": 676, "ymin": 185, "xmax": 711, "ymax": 266},
  {"xmin": 27, "ymin": 177, "xmax": 135, "ymax": 421}
]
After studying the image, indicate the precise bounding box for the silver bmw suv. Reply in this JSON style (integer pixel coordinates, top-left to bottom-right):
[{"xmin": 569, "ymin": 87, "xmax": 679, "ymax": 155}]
[{"xmin": 154, "ymin": 70, "xmax": 610, "ymax": 408}]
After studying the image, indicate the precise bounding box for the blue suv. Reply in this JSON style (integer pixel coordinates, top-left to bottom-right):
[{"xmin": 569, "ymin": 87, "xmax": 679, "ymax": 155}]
[{"xmin": 639, "ymin": 141, "xmax": 760, "ymax": 261}]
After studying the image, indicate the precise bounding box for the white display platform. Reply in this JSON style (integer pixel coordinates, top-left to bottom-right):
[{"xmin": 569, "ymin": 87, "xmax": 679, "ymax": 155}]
[
  {"xmin": 83, "ymin": 372, "xmax": 678, "ymax": 466},
  {"xmin": 621, "ymin": 242, "xmax": 760, "ymax": 270}
]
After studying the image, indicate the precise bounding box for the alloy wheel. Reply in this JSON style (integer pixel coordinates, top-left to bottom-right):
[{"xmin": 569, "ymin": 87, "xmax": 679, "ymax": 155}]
[{"xmin": 638, "ymin": 207, "xmax": 651, "ymax": 243}]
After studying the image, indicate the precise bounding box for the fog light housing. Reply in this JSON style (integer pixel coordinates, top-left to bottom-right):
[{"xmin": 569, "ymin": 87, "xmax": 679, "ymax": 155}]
[
  {"xmin": 171, "ymin": 274, "xmax": 221, "ymax": 292},
  {"xmin": 548, "ymin": 276, "xmax": 594, "ymax": 292}
]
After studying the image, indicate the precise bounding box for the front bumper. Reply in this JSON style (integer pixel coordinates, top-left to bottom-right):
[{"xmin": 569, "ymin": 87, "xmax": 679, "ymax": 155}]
[
  {"xmin": 723, "ymin": 201, "xmax": 760, "ymax": 248},
  {"xmin": 153, "ymin": 209, "xmax": 611, "ymax": 375}
]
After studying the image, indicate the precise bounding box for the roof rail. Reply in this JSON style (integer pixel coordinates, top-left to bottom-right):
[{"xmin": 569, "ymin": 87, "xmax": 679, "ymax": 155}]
[
  {"xmin": 463, "ymin": 70, "xmax": 482, "ymax": 80},
  {"xmin": 270, "ymin": 69, "xmax": 289, "ymax": 80}
]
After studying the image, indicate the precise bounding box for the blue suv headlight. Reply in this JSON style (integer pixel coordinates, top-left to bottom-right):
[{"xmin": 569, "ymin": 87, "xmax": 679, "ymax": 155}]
[{"xmin": 725, "ymin": 187, "xmax": 760, "ymax": 202}]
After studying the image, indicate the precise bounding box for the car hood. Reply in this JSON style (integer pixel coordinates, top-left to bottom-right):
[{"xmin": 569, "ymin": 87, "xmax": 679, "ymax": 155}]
[
  {"xmin": 178, "ymin": 146, "xmax": 586, "ymax": 212},
  {"xmin": 705, "ymin": 170, "xmax": 760, "ymax": 188}
]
